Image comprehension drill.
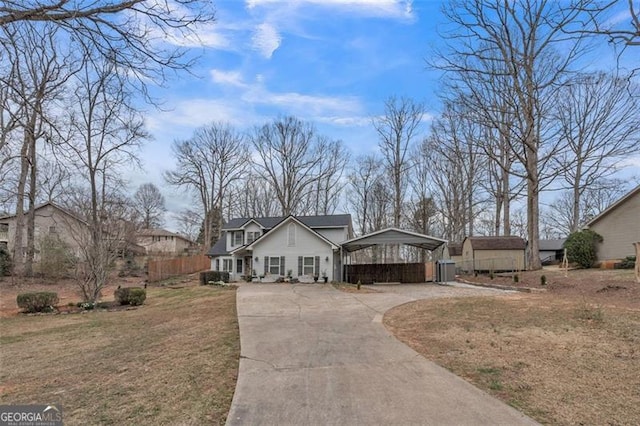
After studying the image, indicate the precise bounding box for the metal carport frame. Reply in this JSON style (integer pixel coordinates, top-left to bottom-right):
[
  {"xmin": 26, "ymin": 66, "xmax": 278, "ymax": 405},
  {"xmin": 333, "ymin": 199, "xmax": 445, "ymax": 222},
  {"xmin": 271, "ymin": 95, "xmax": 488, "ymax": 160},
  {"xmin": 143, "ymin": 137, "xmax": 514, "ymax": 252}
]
[{"xmin": 339, "ymin": 227, "xmax": 448, "ymax": 281}]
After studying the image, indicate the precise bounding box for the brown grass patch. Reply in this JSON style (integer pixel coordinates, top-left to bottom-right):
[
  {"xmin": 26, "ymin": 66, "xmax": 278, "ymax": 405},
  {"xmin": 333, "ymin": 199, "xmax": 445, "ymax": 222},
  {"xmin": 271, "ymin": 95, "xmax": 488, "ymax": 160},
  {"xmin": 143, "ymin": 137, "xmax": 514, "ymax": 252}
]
[
  {"xmin": 0, "ymin": 284, "xmax": 239, "ymax": 425},
  {"xmin": 384, "ymin": 294, "xmax": 640, "ymax": 425}
]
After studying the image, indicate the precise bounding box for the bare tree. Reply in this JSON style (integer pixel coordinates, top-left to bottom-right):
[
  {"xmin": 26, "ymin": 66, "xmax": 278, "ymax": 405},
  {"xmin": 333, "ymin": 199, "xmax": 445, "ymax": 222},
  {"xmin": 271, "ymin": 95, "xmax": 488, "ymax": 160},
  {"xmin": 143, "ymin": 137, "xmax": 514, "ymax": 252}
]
[
  {"xmin": 59, "ymin": 56, "xmax": 147, "ymax": 302},
  {"xmin": 422, "ymin": 103, "xmax": 486, "ymax": 242},
  {"xmin": 552, "ymin": 72, "xmax": 640, "ymax": 231},
  {"xmin": 0, "ymin": 0, "xmax": 216, "ymax": 90},
  {"xmin": 347, "ymin": 154, "xmax": 385, "ymax": 236},
  {"xmin": 436, "ymin": 0, "xmax": 598, "ymax": 269},
  {"xmin": 1, "ymin": 23, "xmax": 74, "ymax": 275},
  {"xmin": 250, "ymin": 116, "xmax": 329, "ymax": 216},
  {"xmin": 304, "ymin": 137, "xmax": 350, "ymax": 215},
  {"xmin": 546, "ymin": 178, "xmax": 630, "ymax": 235},
  {"xmin": 227, "ymin": 172, "xmax": 280, "ymax": 219},
  {"xmin": 583, "ymin": 1, "xmax": 640, "ymax": 47},
  {"xmin": 165, "ymin": 122, "xmax": 249, "ymax": 249},
  {"xmin": 133, "ymin": 182, "xmax": 166, "ymax": 229},
  {"xmin": 174, "ymin": 209, "xmax": 202, "ymax": 243},
  {"xmin": 373, "ymin": 96, "xmax": 424, "ymax": 229}
]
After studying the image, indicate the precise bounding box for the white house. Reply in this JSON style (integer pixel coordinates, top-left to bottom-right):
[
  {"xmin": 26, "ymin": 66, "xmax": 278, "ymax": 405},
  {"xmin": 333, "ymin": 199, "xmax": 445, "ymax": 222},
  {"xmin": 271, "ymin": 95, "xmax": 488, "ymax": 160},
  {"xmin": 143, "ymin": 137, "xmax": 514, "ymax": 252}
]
[{"xmin": 207, "ymin": 214, "xmax": 352, "ymax": 282}]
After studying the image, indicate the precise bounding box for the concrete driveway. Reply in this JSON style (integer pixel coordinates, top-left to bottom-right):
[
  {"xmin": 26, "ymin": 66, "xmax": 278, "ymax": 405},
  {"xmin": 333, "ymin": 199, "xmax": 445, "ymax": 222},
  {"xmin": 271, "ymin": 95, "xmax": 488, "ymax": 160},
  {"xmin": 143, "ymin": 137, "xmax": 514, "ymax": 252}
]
[{"xmin": 226, "ymin": 283, "xmax": 538, "ymax": 426}]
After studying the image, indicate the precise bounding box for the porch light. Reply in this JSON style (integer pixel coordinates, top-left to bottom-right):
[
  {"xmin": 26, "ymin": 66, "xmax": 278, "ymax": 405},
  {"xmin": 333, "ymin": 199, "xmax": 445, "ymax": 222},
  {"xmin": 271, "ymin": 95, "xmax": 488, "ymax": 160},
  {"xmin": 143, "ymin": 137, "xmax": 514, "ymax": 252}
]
[
  {"xmin": 255, "ymin": 257, "xmax": 259, "ymax": 262},
  {"xmin": 325, "ymin": 256, "xmax": 329, "ymax": 262}
]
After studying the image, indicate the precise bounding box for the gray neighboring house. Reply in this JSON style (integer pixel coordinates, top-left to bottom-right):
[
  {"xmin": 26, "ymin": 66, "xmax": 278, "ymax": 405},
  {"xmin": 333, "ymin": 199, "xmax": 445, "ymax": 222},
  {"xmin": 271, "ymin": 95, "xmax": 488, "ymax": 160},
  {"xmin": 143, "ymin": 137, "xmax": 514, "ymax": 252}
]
[
  {"xmin": 539, "ymin": 239, "xmax": 566, "ymax": 264},
  {"xmin": 207, "ymin": 214, "xmax": 353, "ymax": 282},
  {"xmin": 586, "ymin": 185, "xmax": 640, "ymax": 262}
]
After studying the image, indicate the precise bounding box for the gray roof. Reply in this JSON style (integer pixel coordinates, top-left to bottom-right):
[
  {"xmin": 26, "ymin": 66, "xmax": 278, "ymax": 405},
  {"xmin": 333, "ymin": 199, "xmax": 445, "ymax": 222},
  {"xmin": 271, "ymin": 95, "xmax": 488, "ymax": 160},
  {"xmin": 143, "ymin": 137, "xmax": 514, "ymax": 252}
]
[
  {"xmin": 207, "ymin": 232, "xmax": 230, "ymax": 256},
  {"xmin": 222, "ymin": 214, "xmax": 352, "ymax": 230},
  {"xmin": 539, "ymin": 239, "xmax": 566, "ymax": 251},
  {"xmin": 465, "ymin": 236, "xmax": 526, "ymax": 250}
]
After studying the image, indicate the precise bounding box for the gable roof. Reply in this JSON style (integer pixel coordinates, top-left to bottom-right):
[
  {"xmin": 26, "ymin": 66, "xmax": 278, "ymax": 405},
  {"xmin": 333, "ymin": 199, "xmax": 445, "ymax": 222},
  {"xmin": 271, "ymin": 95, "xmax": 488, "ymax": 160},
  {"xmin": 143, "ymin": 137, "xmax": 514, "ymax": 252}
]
[
  {"xmin": 245, "ymin": 215, "xmax": 339, "ymax": 250},
  {"xmin": 464, "ymin": 236, "xmax": 526, "ymax": 250},
  {"xmin": 586, "ymin": 185, "xmax": 640, "ymax": 227},
  {"xmin": 0, "ymin": 201, "xmax": 88, "ymax": 226},
  {"xmin": 223, "ymin": 214, "xmax": 352, "ymax": 230},
  {"xmin": 539, "ymin": 239, "xmax": 566, "ymax": 251},
  {"xmin": 137, "ymin": 228, "xmax": 195, "ymax": 243},
  {"xmin": 341, "ymin": 228, "xmax": 447, "ymax": 253}
]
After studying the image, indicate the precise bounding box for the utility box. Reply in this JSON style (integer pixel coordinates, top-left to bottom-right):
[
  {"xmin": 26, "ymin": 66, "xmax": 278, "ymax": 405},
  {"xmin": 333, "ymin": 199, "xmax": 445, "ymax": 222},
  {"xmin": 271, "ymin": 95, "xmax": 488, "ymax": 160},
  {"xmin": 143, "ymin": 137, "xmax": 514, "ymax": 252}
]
[{"xmin": 436, "ymin": 260, "xmax": 456, "ymax": 283}]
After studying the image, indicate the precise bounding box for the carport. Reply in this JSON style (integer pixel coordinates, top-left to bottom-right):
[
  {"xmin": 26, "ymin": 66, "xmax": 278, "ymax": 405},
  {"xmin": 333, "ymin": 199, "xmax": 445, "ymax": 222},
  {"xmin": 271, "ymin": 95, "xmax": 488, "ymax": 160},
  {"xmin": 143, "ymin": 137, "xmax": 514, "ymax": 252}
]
[{"xmin": 340, "ymin": 228, "xmax": 448, "ymax": 283}]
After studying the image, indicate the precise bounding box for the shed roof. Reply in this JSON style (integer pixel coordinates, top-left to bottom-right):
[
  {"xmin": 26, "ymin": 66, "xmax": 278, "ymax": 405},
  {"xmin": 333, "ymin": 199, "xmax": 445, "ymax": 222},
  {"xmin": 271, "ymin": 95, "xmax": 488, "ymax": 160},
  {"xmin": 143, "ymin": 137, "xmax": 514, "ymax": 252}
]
[
  {"xmin": 341, "ymin": 228, "xmax": 447, "ymax": 253},
  {"xmin": 539, "ymin": 239, "xmax": 566, "ymax": 251},
  {"xmin": 465, "ymin": 236, "xmax": 526, "ymax": 250}
]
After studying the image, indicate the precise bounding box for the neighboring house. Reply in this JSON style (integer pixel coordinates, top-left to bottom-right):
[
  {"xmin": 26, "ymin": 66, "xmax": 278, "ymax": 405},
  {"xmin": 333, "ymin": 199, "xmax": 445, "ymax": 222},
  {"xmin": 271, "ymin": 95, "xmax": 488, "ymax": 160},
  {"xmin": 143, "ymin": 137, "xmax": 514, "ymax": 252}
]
[
  {"xmin": 461, "ymin": 236, "xmax": 527, "ymax": 272},
  {"xmin": 446, "ymin": 242, "xmax": 463, "ymax": 264},
  {"xmin": 0, "ymin": 202, "xmax": 144, "ymax": 263},
  {"xmin": 586, "ymin": 185, "xmax": 640, "ymax": 262},
  {"xmin": 0, "ymin": 202, "xmax": 89, "ymax": 261},
  {"xmin": 539, "ymin": 239, "xmax": 566, "ymax": 264},
  {"xmin": 207, "ymin": 214, "xmax": 352, "ymax": 282},
  {"xmin": 137, "ymin": 228, "xmax": 197, "ymax": 255}
]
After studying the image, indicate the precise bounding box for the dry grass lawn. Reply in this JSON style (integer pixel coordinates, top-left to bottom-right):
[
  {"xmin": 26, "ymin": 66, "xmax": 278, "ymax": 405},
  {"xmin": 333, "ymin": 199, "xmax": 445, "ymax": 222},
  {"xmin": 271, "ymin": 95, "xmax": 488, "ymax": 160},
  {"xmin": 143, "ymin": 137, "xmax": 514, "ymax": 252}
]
[
  {"xmin": 0, "ymin": 284, "xmax": 239, "ymax": 425},
  {"xmin": 385, "ymin": 290, "xmax": 640, "ymax": 425}
]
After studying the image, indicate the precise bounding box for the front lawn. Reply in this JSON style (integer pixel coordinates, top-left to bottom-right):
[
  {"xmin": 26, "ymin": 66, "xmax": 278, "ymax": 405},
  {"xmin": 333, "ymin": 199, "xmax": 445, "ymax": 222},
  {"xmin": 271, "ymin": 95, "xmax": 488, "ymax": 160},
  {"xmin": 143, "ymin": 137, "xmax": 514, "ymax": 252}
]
[
  {"xmin": 384, "ymin": 289, "xmax": 640, "ymax": 425},
  {"xmin": 0, "ymin": 285, "xmax": 239, "ymax": 425}
]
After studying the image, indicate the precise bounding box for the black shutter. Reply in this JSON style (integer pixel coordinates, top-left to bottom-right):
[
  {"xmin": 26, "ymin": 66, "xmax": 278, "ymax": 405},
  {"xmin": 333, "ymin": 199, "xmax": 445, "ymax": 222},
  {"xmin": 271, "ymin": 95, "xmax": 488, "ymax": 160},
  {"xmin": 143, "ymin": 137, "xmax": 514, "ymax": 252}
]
[
  {"xmin": 315, "ymin": 256, "xmax": 320, "ymax": 276},
  {"xmin": 280, "ymin": 256, "xmax": 285, "ymax": 275},
  {"xmin": 264, "ymin": 256, "xmax": 268, "ymax": 275},
  {"xmin": 298, "ymin": 256, "xmax": 303, "ymax": 276}
]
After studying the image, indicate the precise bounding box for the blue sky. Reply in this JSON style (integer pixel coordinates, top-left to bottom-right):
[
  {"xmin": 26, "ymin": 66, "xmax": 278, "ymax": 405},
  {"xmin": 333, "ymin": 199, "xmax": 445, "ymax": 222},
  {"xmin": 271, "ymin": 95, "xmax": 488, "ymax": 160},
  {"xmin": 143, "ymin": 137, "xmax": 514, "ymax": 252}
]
[{"xmin": 126, "ymin": 0, "xmax": 640, "ymax": 229}]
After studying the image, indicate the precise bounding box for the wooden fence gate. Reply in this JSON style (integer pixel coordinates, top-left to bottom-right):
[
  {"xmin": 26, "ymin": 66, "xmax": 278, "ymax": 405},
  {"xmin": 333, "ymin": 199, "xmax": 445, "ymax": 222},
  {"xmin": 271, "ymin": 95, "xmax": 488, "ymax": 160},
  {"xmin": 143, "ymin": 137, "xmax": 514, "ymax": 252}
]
[{"xmin": 147, "ymin": 255, "xmax": 210, "ymax": 282}]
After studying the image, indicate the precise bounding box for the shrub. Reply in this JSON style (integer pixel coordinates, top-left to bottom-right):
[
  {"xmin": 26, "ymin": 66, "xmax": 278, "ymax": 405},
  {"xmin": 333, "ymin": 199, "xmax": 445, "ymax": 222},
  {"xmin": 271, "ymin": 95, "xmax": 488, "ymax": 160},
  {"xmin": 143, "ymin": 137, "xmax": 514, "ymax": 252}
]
[
  {"xmin": 17, "ymin": 292, "xmax": 59, "ymax": 313},
  {"xmin": 513, "ymin": 274, "xmax": 519, "ymax": 283},
  {"xmin": 564, "ymin": 229, "xmax": 603, "ymax": 269},
  {"xmin": 0, "ymin": 246, "xmax": 11, "ymax": 276},
  {"xmin": 114, "ymin": 287, "xmax": 147, "ymax": 306},
  {"xmin": 38, "ymin": 234, "xmax": 74, "ymax": 279},
  {"xmin": 615, "ymin": 256, "xmax": 636, "ymax": 269},
  {"xmin": 540, "ymin": 275, "xmax": 547, "ymax": 286},
  {"xmin": 199, "ymin": 270, "xmax": 230, "ymax": 285}
]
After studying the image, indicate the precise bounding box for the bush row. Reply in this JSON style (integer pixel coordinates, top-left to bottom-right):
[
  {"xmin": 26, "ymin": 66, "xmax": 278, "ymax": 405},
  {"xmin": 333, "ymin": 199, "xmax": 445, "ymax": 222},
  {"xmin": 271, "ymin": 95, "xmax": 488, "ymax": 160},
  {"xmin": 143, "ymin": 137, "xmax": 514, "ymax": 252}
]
[
  {"xmin": 16, "ymin": 292, "xmax": 59, "ymax": 313},
  {"xmin": 114, "ymin": 287, "xmax": 147, "ymax": 306},
  {"xmin": 200, "ymin": 270, "xmax": 230, "ymax": 285}
]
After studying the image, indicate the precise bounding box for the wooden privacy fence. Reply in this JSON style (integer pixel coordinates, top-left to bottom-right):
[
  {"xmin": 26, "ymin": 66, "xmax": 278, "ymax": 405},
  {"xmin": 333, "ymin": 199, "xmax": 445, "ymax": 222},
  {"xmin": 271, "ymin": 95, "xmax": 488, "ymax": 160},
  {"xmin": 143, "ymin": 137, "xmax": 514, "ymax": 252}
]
[
  {"xmin": 147, "ymin": 255, "xmax": 210, "ymax": 282},
  {"xmin": 344, "ymin": 263, "xmax": 426, "ymax": 284}
]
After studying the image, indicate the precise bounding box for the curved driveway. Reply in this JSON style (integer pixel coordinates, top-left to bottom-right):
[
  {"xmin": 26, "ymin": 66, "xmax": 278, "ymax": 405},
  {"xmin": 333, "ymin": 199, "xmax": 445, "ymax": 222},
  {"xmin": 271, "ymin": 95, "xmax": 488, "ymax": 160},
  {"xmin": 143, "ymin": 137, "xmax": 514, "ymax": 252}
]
[{"xmin": 226, "ymin": 283, "xmax": 538, "ymax": 426}]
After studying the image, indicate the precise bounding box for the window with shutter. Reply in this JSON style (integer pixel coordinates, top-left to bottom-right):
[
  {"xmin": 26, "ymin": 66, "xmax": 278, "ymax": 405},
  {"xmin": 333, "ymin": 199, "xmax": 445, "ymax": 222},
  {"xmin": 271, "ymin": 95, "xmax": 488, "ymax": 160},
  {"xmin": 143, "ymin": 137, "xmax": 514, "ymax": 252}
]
[{"xmin": 303, "ymin": 257, "xmax": 315, "ymax": 275}]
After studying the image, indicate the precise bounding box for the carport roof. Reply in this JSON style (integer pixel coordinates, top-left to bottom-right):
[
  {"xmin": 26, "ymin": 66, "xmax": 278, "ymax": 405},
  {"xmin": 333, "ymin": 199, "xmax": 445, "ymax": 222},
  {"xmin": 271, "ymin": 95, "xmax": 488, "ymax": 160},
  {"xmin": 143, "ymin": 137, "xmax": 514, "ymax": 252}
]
[{"xmin": 341, "ymin": 228, "xmax": 447, "ymax": 252}]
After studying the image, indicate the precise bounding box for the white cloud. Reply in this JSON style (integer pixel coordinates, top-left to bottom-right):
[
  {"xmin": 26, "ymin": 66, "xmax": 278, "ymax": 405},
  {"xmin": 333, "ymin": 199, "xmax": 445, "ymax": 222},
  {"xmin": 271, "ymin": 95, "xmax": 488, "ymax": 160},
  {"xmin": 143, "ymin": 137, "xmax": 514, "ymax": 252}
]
[
  {"xmin": 252, "ymin": 23, "xmax": 282, "ymax": 58},
  {"xmin": 246, "ymin": 0, "xmax": 414, "ymax": 20},
  {"xmin": 210, "ymin": 69, "xmax": 247, "ymax": 87},
  {"xmin": 619, "ymin": 155, "xmax": 640, "ymax": 169},
  {"xmin": 243, "ymin": 89, "xmax": 362, "ymax": 117},
  {"xmin": 316, "ymin": 116, "xmax": 371, "ymax": 127}
]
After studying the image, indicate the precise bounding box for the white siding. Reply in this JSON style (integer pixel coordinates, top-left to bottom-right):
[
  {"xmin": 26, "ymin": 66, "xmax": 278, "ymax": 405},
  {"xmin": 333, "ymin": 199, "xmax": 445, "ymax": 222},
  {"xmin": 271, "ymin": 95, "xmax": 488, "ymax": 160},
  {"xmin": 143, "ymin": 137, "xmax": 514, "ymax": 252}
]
[
  {"xmin": 316, "ymin": 227, "xmax": 349, "ymax": 244},
  {"xmin": 252, "ymin": 220, "xmax": 335, "ymax": 282}
]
